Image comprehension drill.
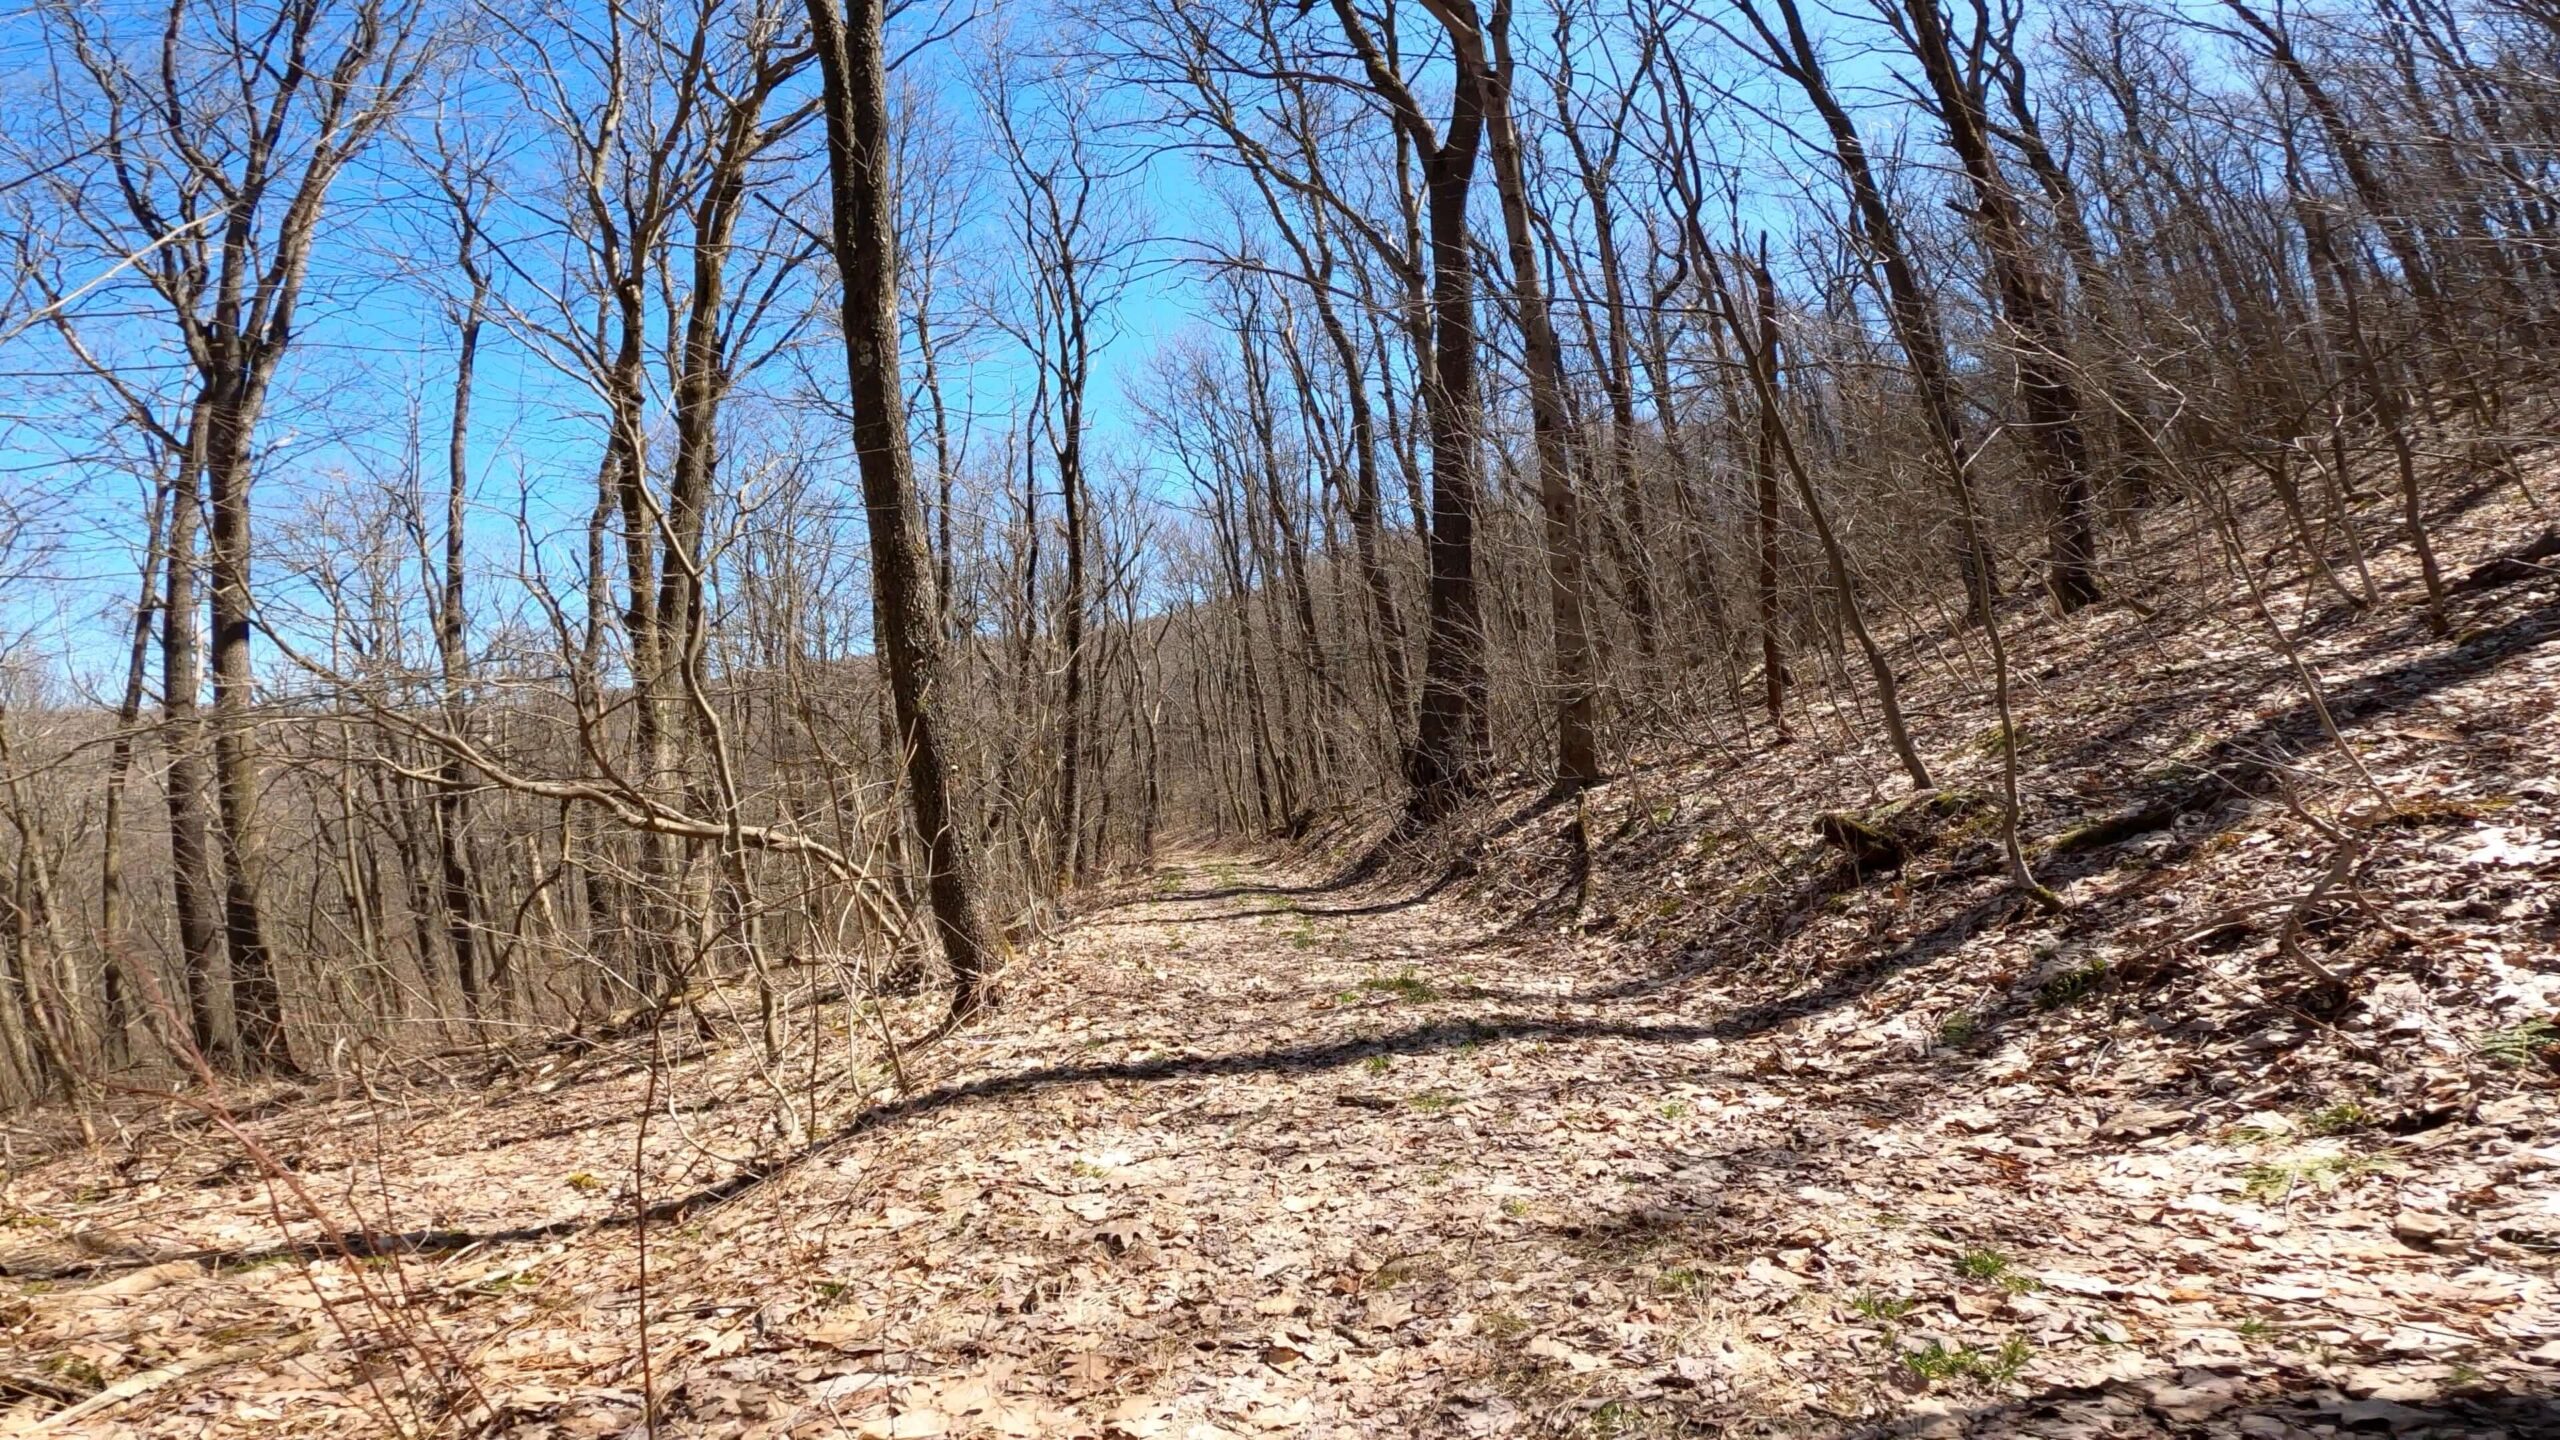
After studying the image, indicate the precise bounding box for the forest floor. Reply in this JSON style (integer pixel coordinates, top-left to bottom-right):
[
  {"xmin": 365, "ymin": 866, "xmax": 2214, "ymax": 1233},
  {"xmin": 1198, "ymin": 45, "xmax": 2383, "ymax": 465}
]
[
  {"xmin": 2, "ymin": 840, "xmax": 2554, "ymax": 1439},
  {"xmin": 6, "ymin": 479, "xmax": 2560, "ymax": 1438}
]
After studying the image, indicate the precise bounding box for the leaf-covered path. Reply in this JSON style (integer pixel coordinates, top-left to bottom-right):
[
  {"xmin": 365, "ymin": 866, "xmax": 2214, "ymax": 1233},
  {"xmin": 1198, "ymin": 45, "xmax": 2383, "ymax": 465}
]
[
  {"xmin": 6, "ymin": 849, "xmax": 2556, "ymax": 1438},
  {"xmin": 876, "ymin": 851, "xmax": 2553, "ymax": 1439}
]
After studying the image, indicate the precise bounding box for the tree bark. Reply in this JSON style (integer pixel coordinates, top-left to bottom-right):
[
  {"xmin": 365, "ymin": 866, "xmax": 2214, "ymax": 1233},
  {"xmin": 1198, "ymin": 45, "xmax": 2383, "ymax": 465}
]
[
  {"xmin": 1456, "ymin": 0, "xmax": 1599, "ymax": 790},
  {"xmin": 1327, "ymin": 0, "xmax": 1491, "ymax": 822},
  {"xmin": 1894, "ymin": 0, "xmax": 2101, "ymax": 610},
  {"xmin": 805, "ymin": 0, "xmax": 998, "ymax": 1014},
  {"xmin": 161, "ymin": 427, "xmax": 228, "ymax": 1069}
]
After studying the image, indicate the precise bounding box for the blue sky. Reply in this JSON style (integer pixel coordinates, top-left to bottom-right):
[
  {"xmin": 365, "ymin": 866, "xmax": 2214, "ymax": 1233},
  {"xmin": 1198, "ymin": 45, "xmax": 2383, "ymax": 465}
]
[
  {"xmin": 0, "ymin": 0, "xmax": 1205, "ymax": 693},
  {"xmin": 0, "ymin": 0, "xmax": 2236, "ymax": 695}
]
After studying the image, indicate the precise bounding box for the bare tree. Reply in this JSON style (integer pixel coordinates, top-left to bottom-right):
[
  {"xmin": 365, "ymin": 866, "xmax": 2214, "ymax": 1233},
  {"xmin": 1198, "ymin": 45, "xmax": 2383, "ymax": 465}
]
[
  {"xmin": 1321, "ymin": 0, "xmax": 1495, "ymax": 820},
  {"xmin": 32, "ymin": 0, "xmax": 430, "ymax": 1072},
  {"xmin": 1439, "ymin": 0, "xmax": 1599, "ymax": 790},
  {"xmin": 805, "ymin": 0, "xmax": 998, "ymax": 1014}
]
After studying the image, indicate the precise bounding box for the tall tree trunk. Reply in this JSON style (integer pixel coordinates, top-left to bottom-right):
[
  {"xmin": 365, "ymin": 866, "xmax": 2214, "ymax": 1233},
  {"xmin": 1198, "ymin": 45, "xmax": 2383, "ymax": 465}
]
[
  {"xmin": 161, "ymin": 422, "xmax": 227, "ymax": 1069},
  {"xmin": 805, "ymin": 0, "xmax": 998, "ymax": 1015},
  {"xmin": 605, "ymin": 289, "xmax": 677, "ymax": 997},
  {"xmin": 98, "ymin": 476, "xmax": 169, "ymax": 1064},
  {"xmin": 1464, "ymin": 1, "xmax": 1598, "ymax": 790},
  {"xmin": 437, "ymin": 213, "xmax": 487, "ymax": 1018},
  {"xmin": 1050, "ymin": 258, "xmax": 1093, "ymax": 886},
  {"xmin": 1329, "ymin": 0, "xmax": 1490, "ymax": 821},
  {"xmin": 1413, "ymin": 108, "xmax": 1491, "ymax": 813},
  {"xmin": 1057, "ymin": 408, "xmax": 1089, "ymax": 884},
  {"xmin": 203, "ymin": 389, "xmax": 293, "ymax": 1074}
]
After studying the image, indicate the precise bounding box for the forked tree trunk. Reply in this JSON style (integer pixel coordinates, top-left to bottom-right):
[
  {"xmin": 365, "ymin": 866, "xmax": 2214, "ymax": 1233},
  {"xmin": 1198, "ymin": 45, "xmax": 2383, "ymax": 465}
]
[
  {"xmin": 1896, "ymin": 0, "xmax": 2102, "ymax": 611},
  {"xmin": 1466, "ymin": 0, "xmax": 1599, "ymax": 790},
  {"xmin": 1327, "ymin": 0, "xmax": 1491, "ymax": 822}
]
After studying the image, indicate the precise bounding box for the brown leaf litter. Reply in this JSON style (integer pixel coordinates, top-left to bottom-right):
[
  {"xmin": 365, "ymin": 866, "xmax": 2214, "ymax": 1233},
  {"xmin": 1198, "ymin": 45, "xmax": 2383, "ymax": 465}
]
[{"xmin": 4, "ymin": 484, "xmax": 2559, "ymax": 1438}]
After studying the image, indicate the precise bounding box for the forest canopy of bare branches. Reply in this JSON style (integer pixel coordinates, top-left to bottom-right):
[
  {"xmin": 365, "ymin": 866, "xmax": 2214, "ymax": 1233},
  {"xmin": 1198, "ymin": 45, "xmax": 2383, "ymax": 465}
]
[{"xmin": 0, "ymin": 0, "xmax": 2551, "ymax": 1108}]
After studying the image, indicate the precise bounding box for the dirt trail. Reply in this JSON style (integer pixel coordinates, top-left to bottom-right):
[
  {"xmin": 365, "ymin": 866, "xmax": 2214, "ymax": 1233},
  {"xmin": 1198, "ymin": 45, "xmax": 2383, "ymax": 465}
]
[
  {"xmin": 895, "ymin": 851, "xmax": 2552, "ymax": 1440},
  {"xmin": 5, "ymin": 849, "xmax": 2556, "ymax": 1437}
]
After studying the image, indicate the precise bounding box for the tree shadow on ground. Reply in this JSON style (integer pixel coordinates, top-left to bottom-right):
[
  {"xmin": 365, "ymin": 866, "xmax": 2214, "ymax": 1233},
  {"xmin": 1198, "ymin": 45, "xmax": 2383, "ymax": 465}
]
[
  {"xmin": 9, "ymin": 1001, "xmax": 1867, "ymax": 1280},
  {"xmin": 1807, "ymin": 1375, "xmax": 2560, "ymax": 1438},
  {"xmin": 2058, "ymin": 592, "xmax": 2558, "ymax": 841},
  {"xmin": 809, "ymin": 594, "xmax": 2560, "ymax": 1290},
  {"xmin": 1554, "ymin": 1372, "xmax": 2560, "ymax": 1437}
]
